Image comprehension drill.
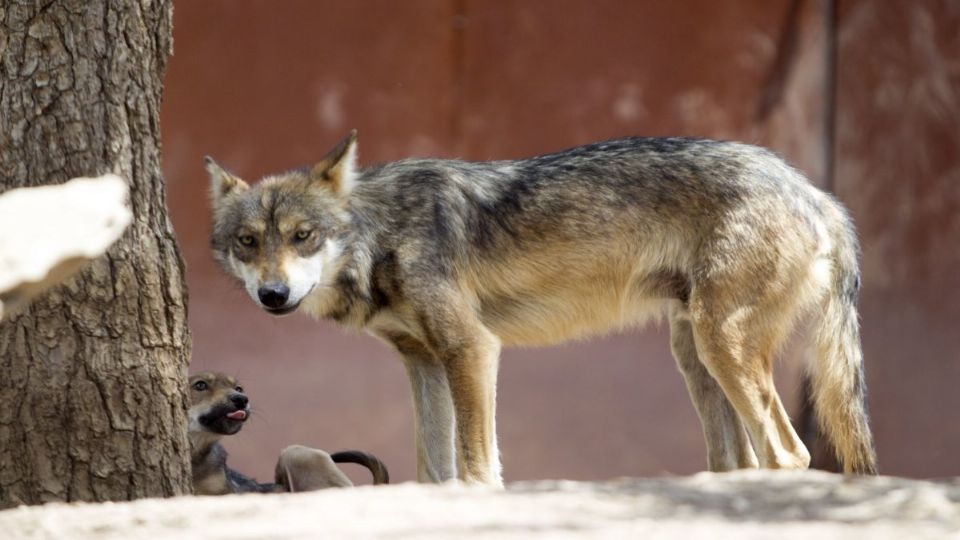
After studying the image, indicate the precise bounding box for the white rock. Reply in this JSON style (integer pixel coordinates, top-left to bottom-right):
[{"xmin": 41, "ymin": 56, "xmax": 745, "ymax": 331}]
[{"xmin": 0, "ymin": 174, "xmax": 131, "ymax": 317}]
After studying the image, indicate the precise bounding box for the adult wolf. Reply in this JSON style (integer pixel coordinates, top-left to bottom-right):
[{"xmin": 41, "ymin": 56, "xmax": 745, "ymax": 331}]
[{"xmin": 206, "ymin": 131, "xmax": 877, "ymax": 485}]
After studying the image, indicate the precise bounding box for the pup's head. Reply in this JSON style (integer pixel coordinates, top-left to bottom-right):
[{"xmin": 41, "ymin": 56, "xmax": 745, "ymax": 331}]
[
  {"xmin": 188, "ymin": 371, "xmax": 250, "ymax": 439},
  {"xmin": 206, "ymin": 130, "xmax": 359, "ymax": 316}
]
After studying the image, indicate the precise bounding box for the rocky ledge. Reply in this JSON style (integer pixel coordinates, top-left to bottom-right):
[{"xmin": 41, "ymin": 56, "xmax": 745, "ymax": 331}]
[{"xmin": 1, "ymin": 470, "xmax": 958, "ymax": 539}]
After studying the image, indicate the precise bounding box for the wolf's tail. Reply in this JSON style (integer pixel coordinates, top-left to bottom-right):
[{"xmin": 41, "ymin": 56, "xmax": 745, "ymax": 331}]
[
  {"xmin": 809, "ymin": 212, "xmax": 878, "ymax": 474},
  {"xmin": 331, "ymin": 450, "xmax": 391, "ymax": 485}
]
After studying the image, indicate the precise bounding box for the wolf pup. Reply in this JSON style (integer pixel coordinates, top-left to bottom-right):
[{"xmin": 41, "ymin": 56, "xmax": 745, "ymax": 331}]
[
  {"xmin": 188, "ymin": 371, "xmax": 389, "ymax": 494},
  {"xmin": 206, "ymin": 132, "xmax": 877, "ymax": 486}
]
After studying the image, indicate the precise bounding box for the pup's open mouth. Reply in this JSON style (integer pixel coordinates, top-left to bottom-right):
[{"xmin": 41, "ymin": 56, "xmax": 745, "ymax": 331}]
[{"xmin": 226, "ymin": 410, "xmax": 247, "ymax": 421}]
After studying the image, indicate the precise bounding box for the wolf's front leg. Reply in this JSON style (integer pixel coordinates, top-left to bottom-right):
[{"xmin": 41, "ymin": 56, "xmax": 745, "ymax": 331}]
[
  {"xmin": 443, "ymin": 341, "xmax": 502, "ymax": 485},
  {"xmin": 406, "ymin": 288, "xmax": 503, "ymax": 486},
  {"xmin": 390, "ymin": 334, "xmax": 457, "ymax": 483},
  {"xmin": 437, "ymin": 323, "xmax": 503, "ymax": 487}
]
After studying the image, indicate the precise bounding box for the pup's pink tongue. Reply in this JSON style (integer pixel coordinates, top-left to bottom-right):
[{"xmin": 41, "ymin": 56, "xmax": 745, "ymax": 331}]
[{"xmin": 226, "ymin": 410, "xmax": 247, "ymax": 421}]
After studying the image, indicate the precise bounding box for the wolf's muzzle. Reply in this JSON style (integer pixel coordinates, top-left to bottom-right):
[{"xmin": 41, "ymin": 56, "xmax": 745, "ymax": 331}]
[{"xmin": 229, "ymin": 392, "xmax": 248, "ymax": 409}]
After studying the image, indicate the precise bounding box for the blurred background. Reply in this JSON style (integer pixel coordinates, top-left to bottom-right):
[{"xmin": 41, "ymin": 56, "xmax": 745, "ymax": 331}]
[{"xmin": 161, "ymin": 0, "xmax": 959, "ymax": 483}]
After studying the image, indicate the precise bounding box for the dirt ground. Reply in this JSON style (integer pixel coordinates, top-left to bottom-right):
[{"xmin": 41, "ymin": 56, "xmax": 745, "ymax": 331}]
[{"xmin": 1, "ymin": 470, "xmax": 958, "ymax": 539}]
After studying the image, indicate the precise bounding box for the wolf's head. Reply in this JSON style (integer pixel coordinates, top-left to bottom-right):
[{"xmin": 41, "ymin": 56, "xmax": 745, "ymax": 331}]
[
  {"xmin": 188, "ymin": 371, "xmax": 250, "ymax": 440},
  {"xmin": 206, "ymin": 131, "xmax": 358, "ymax": 316}
]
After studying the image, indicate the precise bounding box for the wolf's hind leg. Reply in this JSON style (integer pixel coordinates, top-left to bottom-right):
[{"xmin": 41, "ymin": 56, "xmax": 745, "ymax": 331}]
[
  {"xmin": 689, "ymin": 286, "xmax": 811, "ymax": 470},
  {"xmin": 669, "ymin": 313, "xmax": 758, "ymax": 471}
]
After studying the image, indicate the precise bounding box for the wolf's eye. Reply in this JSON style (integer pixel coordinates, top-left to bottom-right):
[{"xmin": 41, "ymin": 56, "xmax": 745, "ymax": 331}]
[
  {"xmin": 235, "ymin": 385, "xmax": 244, "ymax": 393},
  {"xmin": 237, "ymin": 235, "xmax": 256, "ymax": 247},
  {"xmin": 293, "ymin": 230, "xmax": 312, "ymax": 242},
  {"xmin": 193, "ymin": 380, "xmax": 208, "ymax": 391}
]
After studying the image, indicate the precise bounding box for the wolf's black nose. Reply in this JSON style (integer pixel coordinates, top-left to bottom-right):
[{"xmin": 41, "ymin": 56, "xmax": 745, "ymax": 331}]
[
  {"xmin": 258, "ymin": 283, "xmax": 290, "ymax": 308},
  {"xmin": 230, "ymin": 393, "xmax": 248, "ymax": 408}
]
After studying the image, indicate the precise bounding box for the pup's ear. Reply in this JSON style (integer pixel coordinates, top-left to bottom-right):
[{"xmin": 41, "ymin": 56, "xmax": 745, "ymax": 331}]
[
  {"xmin": 310, "ymin": 130, "xmax": 358, "ymax": 197},
  {"xmin": 205, "ymin": 156, "xmax": 249, "ymax": 201}
]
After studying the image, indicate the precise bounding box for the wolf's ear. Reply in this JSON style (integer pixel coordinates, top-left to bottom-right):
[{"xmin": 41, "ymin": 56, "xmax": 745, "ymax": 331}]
[
  {"xmin": 310, "ymin": 129, "xmax": 358, "ymax": 197},
  {"xmin": 205, "ymin": 156, "xmax": 249, "ymax": 201}
]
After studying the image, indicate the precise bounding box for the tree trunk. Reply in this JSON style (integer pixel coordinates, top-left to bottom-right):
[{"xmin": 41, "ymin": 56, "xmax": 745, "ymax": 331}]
[{"xmin": 0, "ymin": 0, "xmax": 191, "ymax": 506}]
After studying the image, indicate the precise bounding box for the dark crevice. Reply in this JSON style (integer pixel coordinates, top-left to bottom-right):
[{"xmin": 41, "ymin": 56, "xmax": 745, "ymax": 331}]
[
  {"xmin": 755, "ymin": 0, "xmax": 805, "ymax": 123},
  {"xmin": 449, "ymin": 0, "xmax": 467, "ymax": 154},
  {"xmin": 822, "ymin": 0, "xmax": 838, "ymax": 193}
]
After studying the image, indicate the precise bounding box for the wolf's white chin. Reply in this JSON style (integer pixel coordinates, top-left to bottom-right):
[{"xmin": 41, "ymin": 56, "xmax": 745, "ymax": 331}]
[{"xmin": 263, "ymin": 303, "xmax": 300, "ymax": 317}]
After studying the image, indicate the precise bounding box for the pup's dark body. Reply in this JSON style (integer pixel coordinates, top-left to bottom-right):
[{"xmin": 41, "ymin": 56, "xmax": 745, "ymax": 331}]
[
  {"xmin": 188, "ymin": 371, "xmax": 389, "ymax": 495},
  {"xmin": 188, "ymin": 372, "xmax": 279, "ymax": 495},
  {"xmin": 191, "ymin": 439, "xmax": 280, "ymax": 494}
]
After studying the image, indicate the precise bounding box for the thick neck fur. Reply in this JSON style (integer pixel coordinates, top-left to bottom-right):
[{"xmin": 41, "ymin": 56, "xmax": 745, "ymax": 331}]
[
  {"xmin": 302, "ymin": 189, "xmax": 392, "ymax": 329},
  {"xmin": 190, "ymin": 429, "xmax": 231, "ymax": 495},
  {"xmin": 297, "ymin": 232, "xmax": 374, "ymax": 329},
  {"xmin": 190, "ymin": 430, "xmax": 225, "ymax": 467}
]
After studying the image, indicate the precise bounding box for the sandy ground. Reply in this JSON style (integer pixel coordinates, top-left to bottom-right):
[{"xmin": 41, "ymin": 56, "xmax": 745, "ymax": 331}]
[{"xmin": 1, "ymin": 470, "xmax": 958, "ymax": 539}]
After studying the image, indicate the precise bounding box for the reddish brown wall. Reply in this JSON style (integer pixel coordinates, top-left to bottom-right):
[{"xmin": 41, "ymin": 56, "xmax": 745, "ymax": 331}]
[
  {"xmin": 834, "ymin": 0, "xmax": 960, "ymax": 477},
  {"xmin": 161, "ymin": 0, "xmax": 960, "ymax": 482}
]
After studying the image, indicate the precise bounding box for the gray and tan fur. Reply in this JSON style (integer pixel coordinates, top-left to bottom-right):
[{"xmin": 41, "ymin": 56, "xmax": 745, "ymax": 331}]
[{"xmin": 206, "ymin": 132, "xmax": 877, "ymax": 485}]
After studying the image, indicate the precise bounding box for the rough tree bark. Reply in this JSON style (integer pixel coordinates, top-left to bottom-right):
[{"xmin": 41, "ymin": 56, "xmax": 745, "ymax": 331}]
[{"xmin": 0, "ymin": 0, "xmax": 191, "ymax": 506}]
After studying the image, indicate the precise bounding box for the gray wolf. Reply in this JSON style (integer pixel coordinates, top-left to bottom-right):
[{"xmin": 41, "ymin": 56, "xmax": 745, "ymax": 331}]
[
  {"xmin": 188, "ymin": 371, "xmax": 389, "ymax": 494},
  {"xmin": 205, "ymin": 132, "xmax": 877, "ymax": 486}
]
